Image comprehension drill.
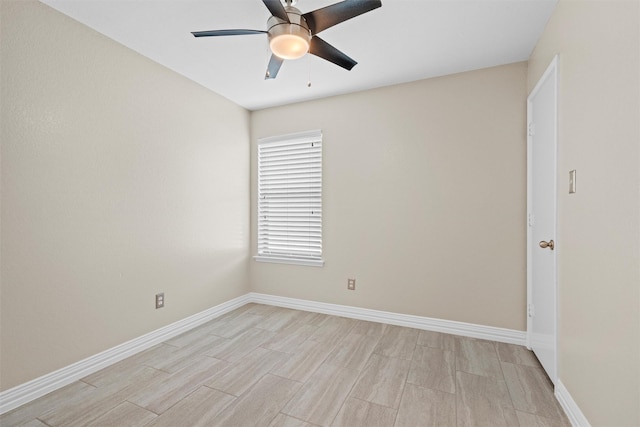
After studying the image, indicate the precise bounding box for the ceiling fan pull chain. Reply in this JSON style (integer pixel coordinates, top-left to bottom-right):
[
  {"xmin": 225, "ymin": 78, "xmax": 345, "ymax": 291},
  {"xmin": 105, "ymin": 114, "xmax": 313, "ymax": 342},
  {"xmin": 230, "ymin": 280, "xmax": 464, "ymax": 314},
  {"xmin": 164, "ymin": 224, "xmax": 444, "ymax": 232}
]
[{"xmin": 307, "ymin": 55, "xmax": 312, "ymax": 88}]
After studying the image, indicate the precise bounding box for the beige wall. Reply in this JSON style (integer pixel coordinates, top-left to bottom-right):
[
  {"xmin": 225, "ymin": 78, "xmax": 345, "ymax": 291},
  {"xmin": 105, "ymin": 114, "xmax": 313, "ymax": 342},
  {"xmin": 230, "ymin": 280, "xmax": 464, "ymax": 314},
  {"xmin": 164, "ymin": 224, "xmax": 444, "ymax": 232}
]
[
  {"xmin": 528, "ymin": 0, "xmax": 640, "ymax": 425},
  {"xmin": 0, "ymin": 1, "xmax": 250, "ymax": 391},
  {"xmin": 250, "ymin": 62, "xmax": 528, "ymax": 331}
]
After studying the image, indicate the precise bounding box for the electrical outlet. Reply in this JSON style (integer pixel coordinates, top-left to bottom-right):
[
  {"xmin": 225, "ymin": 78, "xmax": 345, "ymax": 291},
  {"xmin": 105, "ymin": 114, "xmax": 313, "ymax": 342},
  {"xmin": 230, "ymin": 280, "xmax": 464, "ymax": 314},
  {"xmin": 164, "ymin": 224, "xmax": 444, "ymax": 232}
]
[
  {"xmin": 347, "ymin": 279, "xmax": 356, "ymax": 290},
  {"xmin": 155, "ymin": 292, "xmax": 165, "ymax": 309}
]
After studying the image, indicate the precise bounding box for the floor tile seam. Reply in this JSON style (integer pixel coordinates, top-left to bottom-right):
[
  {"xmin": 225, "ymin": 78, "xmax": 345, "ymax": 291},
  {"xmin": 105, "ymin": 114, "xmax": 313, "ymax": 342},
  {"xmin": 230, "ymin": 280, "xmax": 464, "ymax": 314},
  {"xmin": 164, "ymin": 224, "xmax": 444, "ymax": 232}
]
[
  {"xmin": 200, "ymin": 378, "xmax": 248, "ymax": 399},
  {"xmin": 496, "ymin": 359, "xmax": 521, "ymax": 418},
  {"xmin": 196, "ymin": 386, "xmax": 240, "ymax": 421},
  {"xmin": 456, "ymin": 369, "xmax": 518, "ymax": 424},
  {"xmin": 454, "ymin": 370, "xmax": 512, "ymax": 393},
  {"xmin": 277, "ymin": 411, "xmax": 322, "ymax": 427},
  {"xmin": 77, "ymin": 379, "xmax": 99, "ymax": 389},
  {"xmin": 349, "ymin": 353, "xmax": 410, "ymax": 411},
  {"xmin": 414, "ymin": 342, "xmax": 456, "ymax": 355},
  {"xmin": 453, "ymin": 359, "xmax": 506, "ymax": 380},
  {"xmin": 122, "ymin": 398, "xmax": 161, "ymax": 417},
  {"xmin": 392, "ymin": 355, "xmax": 412, "ymax": 411},
  {"xmin": 158, "ymin": 341, "xmax": 182, "ymax": 349},
  {"xmin": 500, "ymin": 361, "xmax": 565, "ymax": 417},
  {"xmin": 206, "ymin": 331, "xmax": 234, "ymax": 340},
  {"xmin": 456, "ymin": 371, "xmax": 517, "ymax": 411},
  {"xmin": 184, "ymin": 342, "xmax": 241, "ymax": 363},
  {"xmin": 123, "ymin": 397, "xmax": 161, "ymax": 416},
  {"xmin": 208, "ymin": 324, "xmax": 266, "ymax": 339},
  {"xmin": 343, "ymin": 321, "xmax": 357, "ymax": 336},
  {"xmin": 43, "ymin": 393, "xmax": 127, "ymax": 427},
  {"xmin": 513, "ymin": 406, "xmax": 568, "ymax": 423},
  {"xmin": 159, "ymin": 353, "xmax": 223, "ymax": 377},
  {"xmin": 333, "ymin": 329, "xmax": 364, "ymax": 347},
  {"xmin": 454, "ymin": 375, "xmax": 459, "ymax": 427},
  {"xmin": 346, "ymin": 349, "xmax": 376, "ymax": 382},
  {"xmin": 260, "ymin": 372, "xmax": 305, "ymax": 390},
  {"xmin": 360, "ymin": 379, "xmax": 409, "ymax": 412},
  {"xmin": 407, "ymin": 364, "xmax": 456, "ymax": 385},
  {"xmin": 404, "ymin": 376, "xmax": 456, "ymax": 395},
  {"xmin": 410, "ymin": 345, "xmax": 457, "ymax": 381},
  {"xmin": 275, "ymin": 376, "xmax": 320, "ymax": 425},
  {"xmin": 347, "ymin": 395, "xmax": 402, "ymax": 416},
  {"xmin": 144, "ymin": 383, "xmax": 223, "ymax": 418},
  {"xmin": 495, "ymin": 343, "xmax": 514, "ymax": 364},
  {"xmin": 284, "ymin": 338, "xmax": 338, "ymax": 378},
  {"xmin": 200, "ymin": 383, "xmax": 238, "ymax": 399},
  {"xmin": 371, "ymin": 348, "xmax": 413, "ymax": 362},
  {"xmin": 322, "ymin": 358, "xmax": 357, "ymax": 373},
  {"xmin": 12, "ymin": 391, "xmax": 87, "ymax": 426},
  {"xmin": 407, "ymin": 331, "xmax": 419, "ymax": 363},
  {"xmin": 304, "ymin": 333, "xmax": 348, "ymax": 354},
  {"xmin": 325, "ymin": 358, "xmax": 374, "ymax": 427},
  {"xmin": 407, "ymin": 381, "xmax": 458, "ymax": 397},
  {"xmin": 33, "ymin": 417, "xmax": 54, "ymax": 427},
  {"xmin": 204, "ymin": 381, "xmax": 245, "ymax": 398},
  {"xmin": 54, "ymin": 379, "xmax": 138, "ymax": 415},
  {"xmin": 463, "ymin": 349, "xmax": 502, "ymax": 362},
  {"xmin": 161, "ymin": 344, "xmax": 210, "ymax": 357},
  {"xmin": 349, "ymin": 330, "xmax": 387, "ymax": 339},
  {"xmin": 257, "ymin": 345, "xmax": 295, "ymax": 360},
  {"xmin": 390, "ymin": 380, "xmax": 408, "ymax": 427},
  {"xmin": 422, "ymin": 343, "xmax": 457, "ymax": 353},
  {"xmin": 132, "ymin": 365, "xmax": 224, "ymax": 411},
  {"xmin": 493, "ymin": 352, "xmax": 510, "ymax": 386},
  {"xmin": 343, "ymin": 328, "xmax": 384, "ymax": 344},
  {"xmin": 210, "ymin": 353, "xmax": 290, "ymax": 391},
  {"xmin": 152, "ymin": 364, "xmax": 182, "ymax": 375}
]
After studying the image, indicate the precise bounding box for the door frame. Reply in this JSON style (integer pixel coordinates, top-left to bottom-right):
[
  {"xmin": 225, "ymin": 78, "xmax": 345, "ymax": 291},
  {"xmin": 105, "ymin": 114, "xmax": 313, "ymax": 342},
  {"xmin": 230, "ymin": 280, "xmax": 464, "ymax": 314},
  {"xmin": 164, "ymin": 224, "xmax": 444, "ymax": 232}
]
[{"xmin": 526, "ymin": 55, "xmax": 559, "ymax": 384}]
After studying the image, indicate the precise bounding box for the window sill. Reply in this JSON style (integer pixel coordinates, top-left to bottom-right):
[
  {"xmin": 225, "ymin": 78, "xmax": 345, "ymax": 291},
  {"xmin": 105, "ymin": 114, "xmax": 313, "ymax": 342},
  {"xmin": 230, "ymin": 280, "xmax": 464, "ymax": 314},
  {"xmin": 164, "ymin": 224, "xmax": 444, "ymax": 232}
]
[{"xmin": 253, "ymin": 256, "xmax": 325, "ymax": 267}]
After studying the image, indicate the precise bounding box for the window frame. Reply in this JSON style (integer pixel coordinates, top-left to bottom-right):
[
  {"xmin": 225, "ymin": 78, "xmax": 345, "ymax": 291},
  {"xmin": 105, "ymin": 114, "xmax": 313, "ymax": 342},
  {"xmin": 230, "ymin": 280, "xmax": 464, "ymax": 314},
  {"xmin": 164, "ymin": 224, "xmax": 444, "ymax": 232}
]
[{"xmin": 254, "ymin": 129, "xmax": 324, "ymax": 267}]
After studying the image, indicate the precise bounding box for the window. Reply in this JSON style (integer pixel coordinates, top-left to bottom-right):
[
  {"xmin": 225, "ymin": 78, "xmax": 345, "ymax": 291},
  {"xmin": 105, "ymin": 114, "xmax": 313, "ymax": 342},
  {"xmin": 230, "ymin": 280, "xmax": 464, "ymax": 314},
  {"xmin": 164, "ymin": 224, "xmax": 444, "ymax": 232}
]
[{"xmin": 255, "ymin": 130, "xmax": 323, "ymax": 267}]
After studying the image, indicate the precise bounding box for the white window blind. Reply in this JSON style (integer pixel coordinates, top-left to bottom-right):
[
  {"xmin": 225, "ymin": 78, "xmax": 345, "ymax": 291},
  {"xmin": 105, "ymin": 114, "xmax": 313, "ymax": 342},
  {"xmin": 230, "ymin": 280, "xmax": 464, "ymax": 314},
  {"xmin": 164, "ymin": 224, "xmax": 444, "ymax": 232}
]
[{"xmin": 255, "ymin": 130, "xmax": 323, "ymax": 267}]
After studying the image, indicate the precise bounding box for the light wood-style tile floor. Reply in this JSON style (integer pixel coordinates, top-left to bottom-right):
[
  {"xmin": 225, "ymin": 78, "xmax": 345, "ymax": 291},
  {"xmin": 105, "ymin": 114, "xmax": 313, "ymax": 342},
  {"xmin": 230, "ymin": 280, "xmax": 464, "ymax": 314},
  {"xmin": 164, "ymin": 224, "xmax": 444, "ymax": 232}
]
[{"xmin": 1, "ymin": 304, "xmax": 571, "ymax": 426}]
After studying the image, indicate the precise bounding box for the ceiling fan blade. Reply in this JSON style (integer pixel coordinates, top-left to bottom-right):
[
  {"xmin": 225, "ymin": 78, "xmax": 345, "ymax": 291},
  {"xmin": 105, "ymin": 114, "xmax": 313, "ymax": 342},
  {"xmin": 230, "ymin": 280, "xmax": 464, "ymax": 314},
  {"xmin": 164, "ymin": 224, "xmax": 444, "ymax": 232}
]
[
  {"xmin": 309, "ymin": 36, "xmax": 357, "ymax": 71},
  {"xmin": 302, "ymin": 0, "xmax": 382, "ymax": 35},
  {"xmin": 192, "ymin": 29, "xmax": 267, "ymax": 37},
  {"xmin": 265, "ymin": 54, "xmax": 284, "ymax": 79},
  {"xmin": 262, "ymin": 0, "xmax": 290, "ymax": 22}
]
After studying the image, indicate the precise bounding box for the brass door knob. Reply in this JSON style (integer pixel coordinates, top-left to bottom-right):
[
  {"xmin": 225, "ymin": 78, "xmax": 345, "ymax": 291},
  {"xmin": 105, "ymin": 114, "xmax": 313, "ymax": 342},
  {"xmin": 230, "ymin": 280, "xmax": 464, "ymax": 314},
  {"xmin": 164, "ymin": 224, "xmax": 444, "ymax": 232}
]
[{"xmin": 539, "ymin": 240, "xmax": 555, "ymax": 250}]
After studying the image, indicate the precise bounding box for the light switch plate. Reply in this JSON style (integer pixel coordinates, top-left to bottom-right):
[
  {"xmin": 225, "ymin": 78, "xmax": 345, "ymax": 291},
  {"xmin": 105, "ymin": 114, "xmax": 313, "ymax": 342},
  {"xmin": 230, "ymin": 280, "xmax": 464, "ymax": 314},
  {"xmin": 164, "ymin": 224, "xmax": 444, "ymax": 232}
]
[{"xmin": 569, "ymin": 170, "xmax": 576, "ymax": 194}]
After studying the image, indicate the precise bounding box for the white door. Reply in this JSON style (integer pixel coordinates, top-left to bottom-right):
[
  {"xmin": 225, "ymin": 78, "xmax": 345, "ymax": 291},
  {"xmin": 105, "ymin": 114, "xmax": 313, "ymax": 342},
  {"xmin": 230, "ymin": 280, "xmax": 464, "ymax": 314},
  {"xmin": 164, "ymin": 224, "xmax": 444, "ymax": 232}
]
[{"xmin": 527, "ymin": 56, "xmax": 558, "ymax": 384}]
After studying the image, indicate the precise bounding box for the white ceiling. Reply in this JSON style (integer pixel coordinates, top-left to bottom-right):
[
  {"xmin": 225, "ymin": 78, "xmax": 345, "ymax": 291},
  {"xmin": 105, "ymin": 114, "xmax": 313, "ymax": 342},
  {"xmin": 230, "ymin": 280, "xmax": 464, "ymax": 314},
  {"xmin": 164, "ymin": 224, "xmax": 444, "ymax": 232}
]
[{"xmin": 40, "ymin": 0, "xmax": 557, "ymax": 111}]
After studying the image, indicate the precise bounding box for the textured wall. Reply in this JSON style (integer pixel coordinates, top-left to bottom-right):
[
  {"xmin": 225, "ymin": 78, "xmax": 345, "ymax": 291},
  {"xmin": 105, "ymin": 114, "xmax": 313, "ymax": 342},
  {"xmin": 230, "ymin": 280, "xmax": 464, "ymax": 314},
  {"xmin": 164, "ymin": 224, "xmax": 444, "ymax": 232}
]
[
  {"xmin": 1, "ymin": 1, "xmax": 250, "ymax": 390},
  {"xmin": 251, "ymin": 62, "xmax": 528, "ymax": 331},
  {"xmin": 528, "ymin": 0, "xmax": 640, "ymax": 425}
]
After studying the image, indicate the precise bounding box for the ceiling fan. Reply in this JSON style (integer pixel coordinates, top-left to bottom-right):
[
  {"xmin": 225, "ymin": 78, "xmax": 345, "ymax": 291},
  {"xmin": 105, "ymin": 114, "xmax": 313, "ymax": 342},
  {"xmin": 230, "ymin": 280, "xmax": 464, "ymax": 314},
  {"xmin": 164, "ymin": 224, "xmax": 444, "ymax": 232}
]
[{"xmin": 191, "ymin": 0, "xmax": 382, "ymax": 79}]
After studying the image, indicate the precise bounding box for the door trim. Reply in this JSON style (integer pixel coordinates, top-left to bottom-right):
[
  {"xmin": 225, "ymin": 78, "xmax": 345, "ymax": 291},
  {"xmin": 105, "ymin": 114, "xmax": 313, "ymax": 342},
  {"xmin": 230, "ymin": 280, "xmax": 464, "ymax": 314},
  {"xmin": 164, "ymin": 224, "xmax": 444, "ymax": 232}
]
[{"xmin": 526, "ymin": 55, "xmax": 559, "ymax": 384}]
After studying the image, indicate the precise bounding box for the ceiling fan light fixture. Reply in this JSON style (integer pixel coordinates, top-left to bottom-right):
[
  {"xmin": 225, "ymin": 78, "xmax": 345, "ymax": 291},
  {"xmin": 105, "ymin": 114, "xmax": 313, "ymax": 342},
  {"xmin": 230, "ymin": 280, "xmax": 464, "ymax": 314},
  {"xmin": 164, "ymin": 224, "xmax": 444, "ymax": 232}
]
[
  {"xmin": 270, "ymin": 33, "xmax": 309, "ymax": 59},
  {"xmin": 267, "ymin": 10, "xmax": 311, "ymax": 60}
]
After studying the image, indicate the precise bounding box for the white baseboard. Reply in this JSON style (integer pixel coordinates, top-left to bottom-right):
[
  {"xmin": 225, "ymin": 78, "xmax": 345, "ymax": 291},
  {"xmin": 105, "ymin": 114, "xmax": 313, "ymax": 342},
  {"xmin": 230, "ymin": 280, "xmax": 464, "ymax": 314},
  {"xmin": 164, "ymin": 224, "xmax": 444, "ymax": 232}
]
[
  {"xmin": 248, "ymin": 293, "xmax": 526, "ymax": 345},
  {"xmin": 555, "ymin": 379, "xmax": 591, "ymax": 427},
  {"xmin": 1, "ymin": 292, "xmax": 528, "ymax": 415},
  {"xmin": 0, "ymin": 294, "xmax": 251, "ymax": 415}
]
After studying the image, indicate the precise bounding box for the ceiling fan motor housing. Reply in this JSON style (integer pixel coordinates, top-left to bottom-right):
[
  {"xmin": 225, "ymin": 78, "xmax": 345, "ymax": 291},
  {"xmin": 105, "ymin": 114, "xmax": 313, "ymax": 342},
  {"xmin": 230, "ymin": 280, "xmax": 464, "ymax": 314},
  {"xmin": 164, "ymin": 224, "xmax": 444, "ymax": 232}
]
[{"xmin": 267, "ymin": 6, "xmax": 312, "ymax": 59}]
